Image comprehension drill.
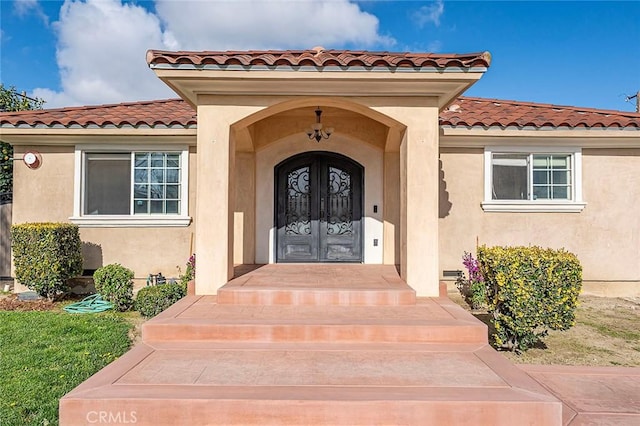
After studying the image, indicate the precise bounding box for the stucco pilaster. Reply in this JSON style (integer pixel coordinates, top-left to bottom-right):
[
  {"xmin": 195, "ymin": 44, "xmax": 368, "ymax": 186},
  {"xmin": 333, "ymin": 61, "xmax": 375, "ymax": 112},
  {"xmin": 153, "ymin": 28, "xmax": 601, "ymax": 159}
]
[
  {"xmin": 195, "ymin": 104, "xmax": 259, "ymax": 294},
  {"xmin": 376, "ymin": 101, "xmax": 440, "ymax": 296},
  {"xmin": 383, "ymin": 152, "xmax": 400, "ymax": 265},
  {"xmin": 234, "ymin": 152, "xmax": 256, "ymax": 265}
]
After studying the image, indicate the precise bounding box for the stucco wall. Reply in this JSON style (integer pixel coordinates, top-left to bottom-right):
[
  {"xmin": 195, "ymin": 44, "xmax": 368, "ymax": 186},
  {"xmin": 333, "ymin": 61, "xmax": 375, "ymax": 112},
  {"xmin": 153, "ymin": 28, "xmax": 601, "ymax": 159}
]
[
  {"xmin": 234, "ymin": 152, "xmax": 256, "ymax": 264},
  {"xmin": 12, "ymin": 145, "xmax": 197, "ymax": 287},
  {"xmin": 439, "ymin": 147, "xmax": 640, "ymax": 295},
  {"xmin": 0, "ymin": 202, "xmax": 11, "ymax": 280}
]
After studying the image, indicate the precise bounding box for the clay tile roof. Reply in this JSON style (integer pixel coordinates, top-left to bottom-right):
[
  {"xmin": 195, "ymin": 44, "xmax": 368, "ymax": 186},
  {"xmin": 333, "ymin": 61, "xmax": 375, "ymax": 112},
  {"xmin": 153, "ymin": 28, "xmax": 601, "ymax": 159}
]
[
  {"xmin": 2, "ymin": 97, "xmax": 638, "ymax": 131},
  {"xmin": 146, "ymin": 48, "xmax": 492, "ymax": 69},
  {"xmin": 441, "ymin": 97, "xmax": 640, "ymax": 129},
  {"xmin": 0, "ymin": 98, "xmax": 196, "ymax": 129}
]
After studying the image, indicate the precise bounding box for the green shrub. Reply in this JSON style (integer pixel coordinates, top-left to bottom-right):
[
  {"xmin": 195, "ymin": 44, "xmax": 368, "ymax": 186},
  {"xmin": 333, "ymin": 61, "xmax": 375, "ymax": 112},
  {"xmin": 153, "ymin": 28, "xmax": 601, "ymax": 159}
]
[
  {"xmin": 93, "ymin": 264, "xmax": 134, "ymax": 311},
  {"xmin": 11, "ymin": 222, "xmax": 83, "ymax": 300},
  {"xmin": 135, "ymin": 283, "xmax": 186, "ymax": 318},
  {"xmin": 469, "ymin": 279, "xmax": 486, "ymax": 310},
  {"xmin": 477, "ymin": 245, "xmax": 582, "ymax": 352}
]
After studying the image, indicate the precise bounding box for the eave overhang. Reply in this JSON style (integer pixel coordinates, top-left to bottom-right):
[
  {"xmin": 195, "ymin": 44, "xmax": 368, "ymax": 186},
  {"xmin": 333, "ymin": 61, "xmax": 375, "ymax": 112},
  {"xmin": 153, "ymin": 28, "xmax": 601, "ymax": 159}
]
[
  {"xmin": 0, "ymin": 127, "xmax": 197, "ymax": 146},
  {"xmin": 147, "ymin": 49, "xmax": 491, "ymax": 110},
  {"xmin": 440, "ymin": 126, "xmax": 640, "ymax": 148}
]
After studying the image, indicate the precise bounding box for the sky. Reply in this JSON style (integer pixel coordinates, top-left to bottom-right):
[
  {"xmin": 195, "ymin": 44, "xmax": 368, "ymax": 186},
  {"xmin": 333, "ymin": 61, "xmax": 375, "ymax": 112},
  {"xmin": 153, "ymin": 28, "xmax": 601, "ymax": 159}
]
[{"xmin": 1, "ymin": 0, "xmax": 639, "ymax": 111}]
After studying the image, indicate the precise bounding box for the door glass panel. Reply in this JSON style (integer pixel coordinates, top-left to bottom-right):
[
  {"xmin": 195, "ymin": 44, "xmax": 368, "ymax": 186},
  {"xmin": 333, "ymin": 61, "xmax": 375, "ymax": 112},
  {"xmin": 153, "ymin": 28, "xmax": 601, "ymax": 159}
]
[
  {"xmin": 326, "ymin": 166, "xmax": 353, "ymax": 235},
  {"xmin": 285, "ymin": 166, "xmax": 311, "ymax": 235}
]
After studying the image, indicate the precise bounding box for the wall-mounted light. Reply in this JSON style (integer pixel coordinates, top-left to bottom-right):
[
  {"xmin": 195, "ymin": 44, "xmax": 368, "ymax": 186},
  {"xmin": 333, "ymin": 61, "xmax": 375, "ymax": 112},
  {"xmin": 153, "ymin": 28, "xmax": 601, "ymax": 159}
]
[{"xmin": 23, "ymin": 150, "xmax": 42, "ymax": 169}]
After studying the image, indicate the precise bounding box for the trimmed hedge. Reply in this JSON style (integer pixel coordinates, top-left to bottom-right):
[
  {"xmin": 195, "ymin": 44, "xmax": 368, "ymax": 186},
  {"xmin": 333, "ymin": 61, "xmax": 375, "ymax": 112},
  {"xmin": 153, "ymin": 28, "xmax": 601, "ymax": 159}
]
[
  {"xmin": 93, "ymin": 264, "xmax": 134, "ymax": 311},
  {"xmin": 135, "ymin": 283, "xmax": 186, "ymax": 318},
  {"xmin": 477, "ymin": 245, "xmax": 582, "ymax": 352},
  {"xmin": 11, "ymin": 223, "xmax": 83, "ymax": 300}
]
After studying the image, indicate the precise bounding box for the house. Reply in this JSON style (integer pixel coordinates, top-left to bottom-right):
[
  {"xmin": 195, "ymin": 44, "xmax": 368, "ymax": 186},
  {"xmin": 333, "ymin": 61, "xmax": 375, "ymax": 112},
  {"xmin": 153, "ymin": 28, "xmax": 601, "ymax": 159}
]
[{"xmin": 1, "ymin": 48, "xmax": 639, "ymax": 297}]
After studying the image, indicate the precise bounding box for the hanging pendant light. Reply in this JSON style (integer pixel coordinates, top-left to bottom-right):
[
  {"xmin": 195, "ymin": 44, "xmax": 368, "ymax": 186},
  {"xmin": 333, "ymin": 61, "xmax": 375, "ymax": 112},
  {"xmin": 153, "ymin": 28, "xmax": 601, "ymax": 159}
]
[{"xmin": 306, "ymin": 107, "xmax": 334, "ymax": 142}]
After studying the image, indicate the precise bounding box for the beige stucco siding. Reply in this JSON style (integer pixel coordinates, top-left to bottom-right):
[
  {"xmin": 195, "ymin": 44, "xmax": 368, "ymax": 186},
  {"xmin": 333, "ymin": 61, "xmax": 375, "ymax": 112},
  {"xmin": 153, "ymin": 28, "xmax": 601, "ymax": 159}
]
[
  {"xmin": 438, "ymin": 147, "xmax": 640, "ymax": 294},
  {"xmin": 13, "ymin": 145, "xmax": 76, "ymax": 223},
  {"xmin": 78, "ymin": 227, "xmax": 194, "ymax": 279},
  {"xmin": 581, "ymin": 149, "xmax": 640, "ymax": 283},
  {"xmin": 11, "ymin": 145, "xmax": 197, "ymax": 285}
]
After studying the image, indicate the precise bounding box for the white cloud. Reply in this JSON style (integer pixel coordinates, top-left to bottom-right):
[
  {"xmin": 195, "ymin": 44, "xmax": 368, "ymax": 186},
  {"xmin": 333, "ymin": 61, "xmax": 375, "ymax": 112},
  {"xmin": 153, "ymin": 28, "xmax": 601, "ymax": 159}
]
[
  {"xmin": 412, "ymin": 0, "xmax": 444, "ymax": 28},
  {"xmin": 31, "ymin": 0, "xmax": 394, "ymax": 108},
  {"xmin": 33, "ymin": 0, "xmax": 175, "ymax": 107},
  {"xmin": 155, "ymin": 0, "xmax": 394, "ymax": 51},
  {"xmin": 14, "ymin": 0, "xmax": 50, "ymax": 26}
]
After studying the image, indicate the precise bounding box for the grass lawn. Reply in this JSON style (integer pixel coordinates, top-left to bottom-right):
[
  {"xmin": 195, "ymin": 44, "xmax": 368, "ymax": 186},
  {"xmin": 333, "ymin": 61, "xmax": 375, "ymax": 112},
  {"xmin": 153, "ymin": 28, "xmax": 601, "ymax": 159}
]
[{"xmin": 0, "ymin": 309, "xmax": 133, "ymax": 425}]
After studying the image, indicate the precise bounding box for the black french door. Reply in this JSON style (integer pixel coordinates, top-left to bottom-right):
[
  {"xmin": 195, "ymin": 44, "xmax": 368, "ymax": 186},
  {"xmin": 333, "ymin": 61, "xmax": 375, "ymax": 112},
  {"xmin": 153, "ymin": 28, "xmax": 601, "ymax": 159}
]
[{"xmin": 276, "ymin": 152, "xmax": 363, "ymax": 262}]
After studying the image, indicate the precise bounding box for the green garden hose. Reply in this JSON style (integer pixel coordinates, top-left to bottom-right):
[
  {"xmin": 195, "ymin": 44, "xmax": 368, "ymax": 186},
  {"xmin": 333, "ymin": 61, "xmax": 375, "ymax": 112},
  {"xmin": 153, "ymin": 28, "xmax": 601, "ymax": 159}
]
[{"xmin": 63, "ymin": 294, "xmax": 113, "ymax": 314}]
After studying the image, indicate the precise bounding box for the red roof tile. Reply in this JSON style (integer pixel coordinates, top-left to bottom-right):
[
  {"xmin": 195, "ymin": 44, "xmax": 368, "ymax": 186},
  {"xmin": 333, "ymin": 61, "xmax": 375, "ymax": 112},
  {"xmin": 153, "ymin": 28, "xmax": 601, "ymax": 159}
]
[
  {"xmin": 441, "ymin": 97, "xmax": 640, "ymax": 129},
  {"xmin": 1, "ymin": 97, "xmax": 638, "ymax": 130},
  {"xmin": 146, "ymin": 48, "xmax": 492, "ymax": 69},
  {"xmin": 0, "ymin": 99, "xmax": 196, "ymax": 129}
]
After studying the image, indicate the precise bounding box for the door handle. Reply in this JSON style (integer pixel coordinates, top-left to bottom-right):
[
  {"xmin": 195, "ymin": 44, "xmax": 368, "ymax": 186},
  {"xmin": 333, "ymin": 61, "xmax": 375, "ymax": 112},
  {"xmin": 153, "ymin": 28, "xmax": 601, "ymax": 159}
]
[{"xmin": 320, "ymin": 197, "xmax": 325, "ymax": 221}]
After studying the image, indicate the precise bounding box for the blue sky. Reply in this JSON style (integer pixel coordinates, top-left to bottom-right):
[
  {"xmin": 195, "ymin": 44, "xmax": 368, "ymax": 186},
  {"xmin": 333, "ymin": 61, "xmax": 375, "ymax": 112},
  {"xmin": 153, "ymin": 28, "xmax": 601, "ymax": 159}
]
[{"xmin": 1, "ymin": 0, "xmax": 639, "ymax": 111}]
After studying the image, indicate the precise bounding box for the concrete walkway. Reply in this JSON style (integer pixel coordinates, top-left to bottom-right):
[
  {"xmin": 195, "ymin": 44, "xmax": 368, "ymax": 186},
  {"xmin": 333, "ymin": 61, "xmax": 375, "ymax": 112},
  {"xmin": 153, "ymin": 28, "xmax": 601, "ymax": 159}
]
[
  {"xmin": 522, "ymin": 364, "xmax": 640, "ymax": 425},
  {"xmin": 60, "ymin": 265, "xmax": 640, "ymax": 425}
]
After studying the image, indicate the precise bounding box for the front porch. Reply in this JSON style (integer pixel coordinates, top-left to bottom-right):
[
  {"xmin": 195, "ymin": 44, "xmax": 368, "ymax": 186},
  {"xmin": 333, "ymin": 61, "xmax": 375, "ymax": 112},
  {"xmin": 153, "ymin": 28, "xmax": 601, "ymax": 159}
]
[
  {"xmin": 142, "ymin": 49, "xmax": 494, "ymax": 298},
  {"xmin": 60, "ymin": 265, "xmax": 563, "ymax": 425}
]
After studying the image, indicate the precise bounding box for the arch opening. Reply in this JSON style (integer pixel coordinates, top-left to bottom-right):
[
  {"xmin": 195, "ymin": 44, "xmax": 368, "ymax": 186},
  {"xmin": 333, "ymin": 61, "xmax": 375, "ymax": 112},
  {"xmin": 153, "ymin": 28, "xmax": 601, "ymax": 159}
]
[{"xmin": 230, "ymin": 98, "xmax": 407, "ymax": 153}]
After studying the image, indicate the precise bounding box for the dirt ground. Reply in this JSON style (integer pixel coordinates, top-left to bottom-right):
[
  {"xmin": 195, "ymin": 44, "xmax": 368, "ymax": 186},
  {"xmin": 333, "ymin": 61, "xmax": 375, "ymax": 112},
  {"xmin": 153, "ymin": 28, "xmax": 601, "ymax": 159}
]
[
  {"xmin": 0, "ymin": 293, "xmax": 56, "ymax": 311},
  {"xmin": 450, "ymin": 292, "xmax": 640, "ymax": 366},
  {"xmin": 0, "ymin": 292, "xmax": 146, "ymax": 345}
]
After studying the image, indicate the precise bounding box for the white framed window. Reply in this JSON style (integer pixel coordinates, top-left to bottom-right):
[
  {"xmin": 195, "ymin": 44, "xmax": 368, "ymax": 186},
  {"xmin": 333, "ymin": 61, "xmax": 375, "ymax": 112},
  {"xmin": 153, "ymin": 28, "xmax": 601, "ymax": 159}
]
[
  {"xmin": 71, "ymin": 145, "xmax": 191, "ymax": 226},
  {"xmin": 483, "ymin": 147, "xmax": 585, "ymax": 212}
]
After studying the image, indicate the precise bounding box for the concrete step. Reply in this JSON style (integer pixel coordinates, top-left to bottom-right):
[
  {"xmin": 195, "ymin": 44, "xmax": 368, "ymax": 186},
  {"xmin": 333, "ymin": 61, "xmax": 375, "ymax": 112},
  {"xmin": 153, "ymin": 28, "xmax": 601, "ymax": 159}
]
[
  {"xmin": 218, "ymin": 264, "xmax": 416, "ymax": 306},
  {"xmin": 141, "ymin": 296, "xmax": 487, "ymax": 344},
  {"xmin": 60, "ymin": 342, "xmax": 562, "ymax": 425},
  {"xmin": 217, "ymin": 285, "xmax": 417, "ymax": 305}
]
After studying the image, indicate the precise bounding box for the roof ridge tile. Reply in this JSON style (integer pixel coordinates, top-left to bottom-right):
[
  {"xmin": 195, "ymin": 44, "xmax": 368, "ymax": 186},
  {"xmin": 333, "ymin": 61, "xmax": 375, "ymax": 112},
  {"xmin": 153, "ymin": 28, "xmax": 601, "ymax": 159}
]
[{"xmin": 146, "ymin": 49, "xmax": 492, "ymax": 69}]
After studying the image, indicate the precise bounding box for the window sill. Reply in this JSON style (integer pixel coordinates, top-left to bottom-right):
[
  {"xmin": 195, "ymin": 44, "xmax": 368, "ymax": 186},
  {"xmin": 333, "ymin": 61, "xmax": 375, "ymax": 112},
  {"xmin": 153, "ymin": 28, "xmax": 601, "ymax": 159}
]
[
  {"xmin": 481, "ymin": 201, "xmax": 586, "ymax": 213},
  {"xmin": 69, "ymin": 215, "xmax": 192, "ymax": 227}
]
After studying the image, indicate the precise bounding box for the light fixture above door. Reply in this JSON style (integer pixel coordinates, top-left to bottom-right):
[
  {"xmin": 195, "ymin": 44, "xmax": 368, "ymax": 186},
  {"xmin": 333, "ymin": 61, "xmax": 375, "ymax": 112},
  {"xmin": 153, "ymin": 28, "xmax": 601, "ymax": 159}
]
[{"xmin": 306, "ymin": 107, "xmax": 334, "ymax": 142}]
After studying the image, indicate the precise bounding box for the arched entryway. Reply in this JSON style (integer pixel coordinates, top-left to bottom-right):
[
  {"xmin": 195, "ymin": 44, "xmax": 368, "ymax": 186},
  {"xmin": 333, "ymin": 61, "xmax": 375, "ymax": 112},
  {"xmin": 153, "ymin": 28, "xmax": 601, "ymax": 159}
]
[{"xmin": 275, "ymin": 152, "xmax": 363, "ymax": 262}]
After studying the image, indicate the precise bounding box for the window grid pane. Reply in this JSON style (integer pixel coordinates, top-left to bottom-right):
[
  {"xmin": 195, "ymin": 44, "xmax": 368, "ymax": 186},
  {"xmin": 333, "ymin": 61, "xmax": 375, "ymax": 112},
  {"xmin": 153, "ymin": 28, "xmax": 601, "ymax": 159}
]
[
  {"xmin": 532, "ymin": 154, "xmax": 571, "ymax": 200},
  {"xmin": 133, "ymin": 152, "xmax": 181, "ymax": 214}
]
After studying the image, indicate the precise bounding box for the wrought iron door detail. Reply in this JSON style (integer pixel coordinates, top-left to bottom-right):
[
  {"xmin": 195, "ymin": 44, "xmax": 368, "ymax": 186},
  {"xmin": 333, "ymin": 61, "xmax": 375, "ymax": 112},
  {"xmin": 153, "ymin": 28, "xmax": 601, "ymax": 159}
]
[
  {"xmin": 326, "ymin": 166, "xmax": 353, "ymax": 235},
  {"xmin": 276, "ymin": 152, "xmax": 362, "ymax": 263},
  {"xmin": 285, "ymin": 166, "xmax": 311, "ymax": 235}
]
